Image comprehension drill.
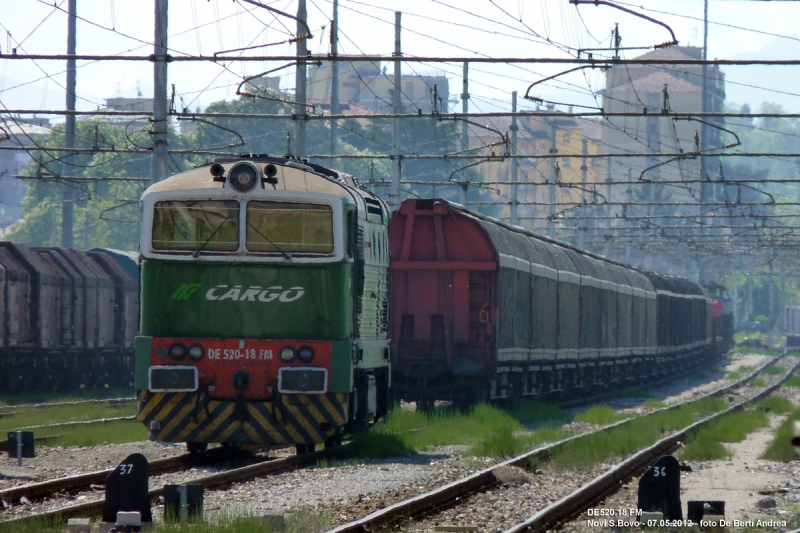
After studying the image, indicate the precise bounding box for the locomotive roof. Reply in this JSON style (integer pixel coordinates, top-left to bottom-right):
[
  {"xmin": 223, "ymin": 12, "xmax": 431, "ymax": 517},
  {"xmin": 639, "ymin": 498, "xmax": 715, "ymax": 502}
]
[{"xmin": 145, "ymin": 158, "xmax": 366, "ymax": 202}]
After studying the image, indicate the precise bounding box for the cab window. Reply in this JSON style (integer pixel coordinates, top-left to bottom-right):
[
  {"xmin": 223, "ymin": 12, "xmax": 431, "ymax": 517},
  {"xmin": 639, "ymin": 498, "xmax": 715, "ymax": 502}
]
[
  {"xmin": 152, "ymin": 200, "xmax": 239, "ymax": 251},
  {"xmin": 246, "ymin": 201, "xmax": 333, "ymax": 253}
]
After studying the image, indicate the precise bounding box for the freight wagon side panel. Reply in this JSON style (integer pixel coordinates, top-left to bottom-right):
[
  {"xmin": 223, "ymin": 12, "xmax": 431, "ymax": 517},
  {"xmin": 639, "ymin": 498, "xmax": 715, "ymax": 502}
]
[
  {"xmin": 90, "ymin": 252, "xmax": 138, "ymax": 348},
  {"xmin": 56, "ymin": 249, "xmax": 100, "ymax": 349},
  {"xmin": 44, "ymin": 249, "xmax": 87, "ymax": 349},
  {"xmin": 77, "ymin": 251, "xmax": 116, "ymax": 348},
  {"xmin": 0, "ymin": 248, "xmax": 30, "ymax": 347},
  {"xmin": 35, "ymin": 250, "xmax": 74, "ymax": 348},
  {"xmin": 0, "ymin": 243, "xmax": 63, "ymax": 348}
]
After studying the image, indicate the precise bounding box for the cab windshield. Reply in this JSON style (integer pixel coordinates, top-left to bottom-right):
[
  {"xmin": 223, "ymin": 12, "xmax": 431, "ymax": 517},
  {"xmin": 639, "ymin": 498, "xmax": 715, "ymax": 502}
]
[
  {"xmin": 152, "ymin": 200, "xmax": 239, "ymax": 251},
  {"xmin": 246, "ymin": 201, "xmax": 333, "ymax": 254}
]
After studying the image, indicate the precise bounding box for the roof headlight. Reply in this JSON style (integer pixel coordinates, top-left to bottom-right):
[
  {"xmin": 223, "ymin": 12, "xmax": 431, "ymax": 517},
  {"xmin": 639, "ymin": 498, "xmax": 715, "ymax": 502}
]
[
  {"xmin": 188, "ymin": 344, "xmax": 204, "ymax": 361},
  {"xmin": 279, "ymin": 346, "xmax": 296, "ymax": 362},
  {"xmin": 170, "ymin": 343, "xmax": 187, "ymax": 361},
  {"xmin": 298, "ymin": 346, "xmax": 314, "ymax": 363},
  {"xmin": 228, "ymin": 162, "xmax": 259, "ymax": 193}
]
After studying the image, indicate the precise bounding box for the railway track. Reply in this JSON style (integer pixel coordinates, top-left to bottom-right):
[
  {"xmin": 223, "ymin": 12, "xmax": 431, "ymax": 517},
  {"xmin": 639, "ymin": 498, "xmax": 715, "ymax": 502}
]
[
  {"xmin": 325, "ymin": 355, "xmax": 797, "ymax": 533},
  {"xmin": 0, "ymin": 353, "xmax": 776, "ymax": 528},
  {"xmin": 0, "ymin": 397, "xmax": 135, "ymax": 414},
  {"xmin": 0, "ymin": 444, "xmax": 351, "ymax": 526}
]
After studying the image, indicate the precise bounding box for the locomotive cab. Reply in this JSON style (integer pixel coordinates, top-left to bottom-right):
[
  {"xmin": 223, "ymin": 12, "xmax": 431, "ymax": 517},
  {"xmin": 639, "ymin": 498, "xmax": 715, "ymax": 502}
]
[{"xmin": 135, "ymin": 157, "xmax": 390, "ymax": 452}]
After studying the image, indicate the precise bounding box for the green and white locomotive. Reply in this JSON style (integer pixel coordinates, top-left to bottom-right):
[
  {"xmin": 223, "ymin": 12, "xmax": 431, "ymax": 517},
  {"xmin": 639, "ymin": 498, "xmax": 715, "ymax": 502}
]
[{"xmin": 134, "ymin": 156, "xmax": 391, "ymax": 452}]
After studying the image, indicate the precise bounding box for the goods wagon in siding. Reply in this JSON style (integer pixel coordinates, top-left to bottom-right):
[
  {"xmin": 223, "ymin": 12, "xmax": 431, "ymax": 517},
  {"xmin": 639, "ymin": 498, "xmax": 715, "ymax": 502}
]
[
  {"xmin": 389, "ymin": 199, "xmax": 714, "ymax": 406},
  {"xmin": 0, "ymin": 242, "xmax": 137, "ymax": 391}
]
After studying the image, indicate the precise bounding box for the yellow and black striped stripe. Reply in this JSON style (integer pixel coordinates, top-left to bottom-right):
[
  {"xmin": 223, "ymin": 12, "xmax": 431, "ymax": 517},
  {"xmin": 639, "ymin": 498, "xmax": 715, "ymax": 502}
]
[{"xmin": 137, "ymin": 390, "xmax": 348, "ymax": 445}]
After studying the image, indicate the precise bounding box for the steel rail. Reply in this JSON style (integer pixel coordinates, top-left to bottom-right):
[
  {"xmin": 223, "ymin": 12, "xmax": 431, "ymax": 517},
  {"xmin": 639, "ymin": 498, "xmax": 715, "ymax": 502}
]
[
  {"xmin": 0, "ymin": 397, "xmax": 135, "ymax": 413},
  {"xmin": 325, "ymin": 356, "xmax": 784, "ymax": 533},
  {"xmin": 11, "ymin": 415, "xmax": 137, "ymax": 432},
  {"xmin": 504, "ymin": 356, "xmax": 800, "ymax": 533},
  {"xmin": 0, "ymin": 444, "xmax": 351, "ymax": 526}
]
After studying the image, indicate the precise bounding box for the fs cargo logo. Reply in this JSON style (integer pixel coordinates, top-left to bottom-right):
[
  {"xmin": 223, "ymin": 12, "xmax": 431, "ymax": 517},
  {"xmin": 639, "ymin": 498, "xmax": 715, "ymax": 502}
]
[{"xmin": 170, "ymin": 283, "xmax": 305, "ymax": 303}]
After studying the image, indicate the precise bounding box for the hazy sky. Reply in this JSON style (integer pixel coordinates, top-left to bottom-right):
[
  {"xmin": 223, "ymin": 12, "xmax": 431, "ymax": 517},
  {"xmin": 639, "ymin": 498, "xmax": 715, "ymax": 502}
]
[{"xmin": 1, "ymin": 0, "xmax": 800, "ymax": 119}]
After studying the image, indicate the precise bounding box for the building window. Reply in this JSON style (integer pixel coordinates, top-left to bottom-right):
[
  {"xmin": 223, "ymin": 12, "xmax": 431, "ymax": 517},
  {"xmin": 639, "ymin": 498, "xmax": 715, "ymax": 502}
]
[
  {"xmin": 562, "ymin": 132, "xmax": 572, "ymax": 144},
  {"xmin": 563, "ymin": 157, "xmax": 571, "ymax": 168}
]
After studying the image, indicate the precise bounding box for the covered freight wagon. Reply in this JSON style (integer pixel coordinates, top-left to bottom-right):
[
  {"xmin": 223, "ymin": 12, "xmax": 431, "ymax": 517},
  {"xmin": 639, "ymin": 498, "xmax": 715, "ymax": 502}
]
[{"xmin": 389, "ymin": 199, "xmax": 713, "ymax": 406}]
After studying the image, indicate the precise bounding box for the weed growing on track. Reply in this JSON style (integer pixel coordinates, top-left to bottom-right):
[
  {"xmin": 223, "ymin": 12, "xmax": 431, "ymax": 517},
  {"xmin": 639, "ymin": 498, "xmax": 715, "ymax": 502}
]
[
  {"xmin": 762, "ymin": 402, "xmax": 800, "ymax": 461},
  {"xmin": 757, "ymin": 396, "xmax": 794, "ymax": 414},
  {"xmin": 643, "ymin": 399, "xmax": 666, "ymax": 409},
  {"xmin": 786, "ymin": 376, "xmax": 800, "ymax": 387},
  {"xmin": 726, "ymin": 371, "xmax": 742, "ymax": 381},
  {"xmin": 750, "ymin": 378, "xmax": 766, "ymax": 387},
  {"xmin": 0, "ymin": 402, "xmax": 137, "ymax": 434},
  {"xmin": 506, "ymin": 400, "xmax": 566, "ymax": 424},
  {"xmin": 681, "ymin": 409, "xmax": 769, "ymax": 460},
  {"xmin": 0, "ymin": 516, "xmax": 66, "ymax": 533},
  {"xmin": 548, "ymin": 396, "xmax": 726, "ymax": 470},
  {"xmin": 573, "ymin": 405, "xmax": 627, "ymax": 425},
  {"xmin": 48, "ymin": 420, "xmax": 149, "ymax": 446},
  {"xmin": 761, "ymin": 366, "xmax": 785, "ymax": 376}
]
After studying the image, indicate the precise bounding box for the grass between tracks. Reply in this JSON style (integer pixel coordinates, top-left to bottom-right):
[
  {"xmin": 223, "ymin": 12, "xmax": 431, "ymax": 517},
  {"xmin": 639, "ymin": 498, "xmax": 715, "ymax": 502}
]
[
  {"xmin": 762, "ymin": 398, "xmax": 800, "ymax": 461},
  {"xmin": 680, "ymin": 396, "xmax": 794, "ymax": 461},
  {"xmin": 542, "ymin": 396, "xmax": 728, "ymax": 470},
  {"xmin": 0, "ymin": 401, "xmax": 138, "ymax": 435}
]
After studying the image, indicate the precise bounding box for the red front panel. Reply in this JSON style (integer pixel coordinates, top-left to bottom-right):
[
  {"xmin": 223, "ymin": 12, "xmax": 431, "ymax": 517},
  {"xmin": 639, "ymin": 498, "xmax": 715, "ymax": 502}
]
[
  {"xmin": 711, "ymin": 298, "xmax": 723, "ymax": 318},
  {"xmin": 150, "ymin": 338, "xmax": 331, "ymax": 400}
]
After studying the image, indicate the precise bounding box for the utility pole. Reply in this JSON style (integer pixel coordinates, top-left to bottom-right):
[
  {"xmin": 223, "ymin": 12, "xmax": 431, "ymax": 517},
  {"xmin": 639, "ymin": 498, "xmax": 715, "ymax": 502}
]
[
  {"xmin": 461, "ymin": 61, "xmax": 469, "ymax": 205},
  {"xmin": 151, "ymin": 0, "xmax": 169, "ymax": 185},
  {"xmin": 548, "ymin": 119, "xmax": 557, "ymax": 239},
  {"xmin": 624, "ymin": 167, "xmax": 632, "ymax": 264},
  {"xmin": 61, "ymin": 0, "xmax": 76, "ymax": 247},
  {"xmin": 578, "ymin": 137, "xmax": 587, "ymax": 249},
  {"xmin": 698, "ymin": 0, "xmax": 709, "ymax": 281},
  {"xmin": 510, "ymin": 91, "xmax": 519, "ymax": 225},
  {"xmin": 294, "ymin": 0, "xmax": 308, "ymax": 157},
  {"xmin": 329, "ymin": 0, "xmax": 339, "ymax": 158},
  {"xmin": 391, "ymin": 12, "xmax": 402, "ymax": 208}
]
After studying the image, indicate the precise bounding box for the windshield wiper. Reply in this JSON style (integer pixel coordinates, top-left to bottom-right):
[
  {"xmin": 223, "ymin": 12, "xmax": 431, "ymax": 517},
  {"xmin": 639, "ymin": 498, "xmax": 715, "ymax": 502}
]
[
  {"xmin": 248, "ymin": 223, "xmax": 292, "ymax": 260},
  {"xmin": 193, "ymin": 218, "xmax": 232, "ymax": 257}
]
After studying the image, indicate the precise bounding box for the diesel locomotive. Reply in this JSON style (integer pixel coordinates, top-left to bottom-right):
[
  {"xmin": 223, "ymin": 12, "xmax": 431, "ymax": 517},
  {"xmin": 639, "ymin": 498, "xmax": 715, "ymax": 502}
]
[{"xmin": 134, "ymin": 156, "xmax": 391, "ymax": 452}]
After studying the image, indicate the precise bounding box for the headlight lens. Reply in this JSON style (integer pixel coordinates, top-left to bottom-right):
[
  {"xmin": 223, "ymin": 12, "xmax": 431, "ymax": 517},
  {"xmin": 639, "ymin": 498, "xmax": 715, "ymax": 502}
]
[
  {"xmin": 188, "ymin": 344, "xmax": 204, "ymax": 361},
  {"xmin": 279, "ymin": 346, "xmax": 296, "ymax": 362},
  {"xmin": 228, "ymin": 162, "xmax": 259, "ymax": 193},
  {"xmin": 298, "ymin": 346, "xmax": 314, "ymax": 363},
  {"xmin": 170, "ymin": 344, "xmax": 187, "ymax": 361},
  {"xmin": 155, "ymin": 346, "xmax": 168, "ymax": 358}
]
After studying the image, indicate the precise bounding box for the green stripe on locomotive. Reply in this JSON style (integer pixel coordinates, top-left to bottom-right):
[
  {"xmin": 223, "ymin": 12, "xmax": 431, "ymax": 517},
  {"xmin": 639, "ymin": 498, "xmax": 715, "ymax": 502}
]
[{"xmin": 140, "ymin": 259, "xmax": 351, "ymax": 339}]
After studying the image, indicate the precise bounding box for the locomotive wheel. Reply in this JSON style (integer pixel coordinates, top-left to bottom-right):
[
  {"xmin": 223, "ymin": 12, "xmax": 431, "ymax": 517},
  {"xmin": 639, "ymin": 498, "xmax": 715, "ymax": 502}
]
[
  {"xmin": 295, "ymin": 444, "xmax": 315, "ymax": 454},
  {"xmin": 324, "ymin": 434, "xmax": 343, "ymax": 448},
  {"xmin": 186, "ymin": 442, "xmax": 208, "ymax": 455}
]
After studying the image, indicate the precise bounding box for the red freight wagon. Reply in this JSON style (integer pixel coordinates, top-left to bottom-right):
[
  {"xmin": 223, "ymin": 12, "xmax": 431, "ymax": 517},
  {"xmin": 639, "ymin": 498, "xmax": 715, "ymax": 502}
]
[
  {"xmin": 389, "ymin": 199, "xmax": 498, "ymax": 406},
  {"xmin": 389, "ymin": 199, "xmax": 716, "ymax": 408}
]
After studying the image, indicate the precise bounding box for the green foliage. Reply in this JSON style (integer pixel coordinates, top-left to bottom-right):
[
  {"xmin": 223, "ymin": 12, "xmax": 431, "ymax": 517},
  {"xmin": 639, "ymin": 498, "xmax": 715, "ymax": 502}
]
[
  {"xmin": 785, "ymin": 376, "xmax": 800, "ymax": 387},
  {"xmin": 682, "ymin": 409, "xmax": 769, "ymax": 460},
  {"xmin": 0, "ymin": 402, "xmax": 136, "ymax": 434},
  {"xmin": 549, "ymin": 396, "xmax": 726, "ymax": 470},
  {"xmin": 573, "ymin": 405, "xmax": 627, "ymax": 425},
  {"xmin": 757, "ymin": 396, "xmax": 794, "ymax": 414},
  {"xmin": 505, "ymin": 400, "xmax": 566, "ymax": 424},
  {"xmin": 726, "ymin": 371, "xmax": 742, "ymax": 380},
  {"xmin": 761, "ymin": 366, "xmax": 784, "ymax": 376},
  {"xmin": 762, "ymin": 405, "xmax": 800, "ymax": 461},
  {"xmin": 749, "ymin": 378, "xmax": 766, "ymax": 387},
  {"xmin": 643, "ymin": 399, "xmax": 666, "ymax": 409},
  {"xmin": 346, "ymin": 430, "xmax": 415, "ymax": 459},
  {"xmin": 48, "ymin": 420, "xmax": 148, "ymax": 447}
]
